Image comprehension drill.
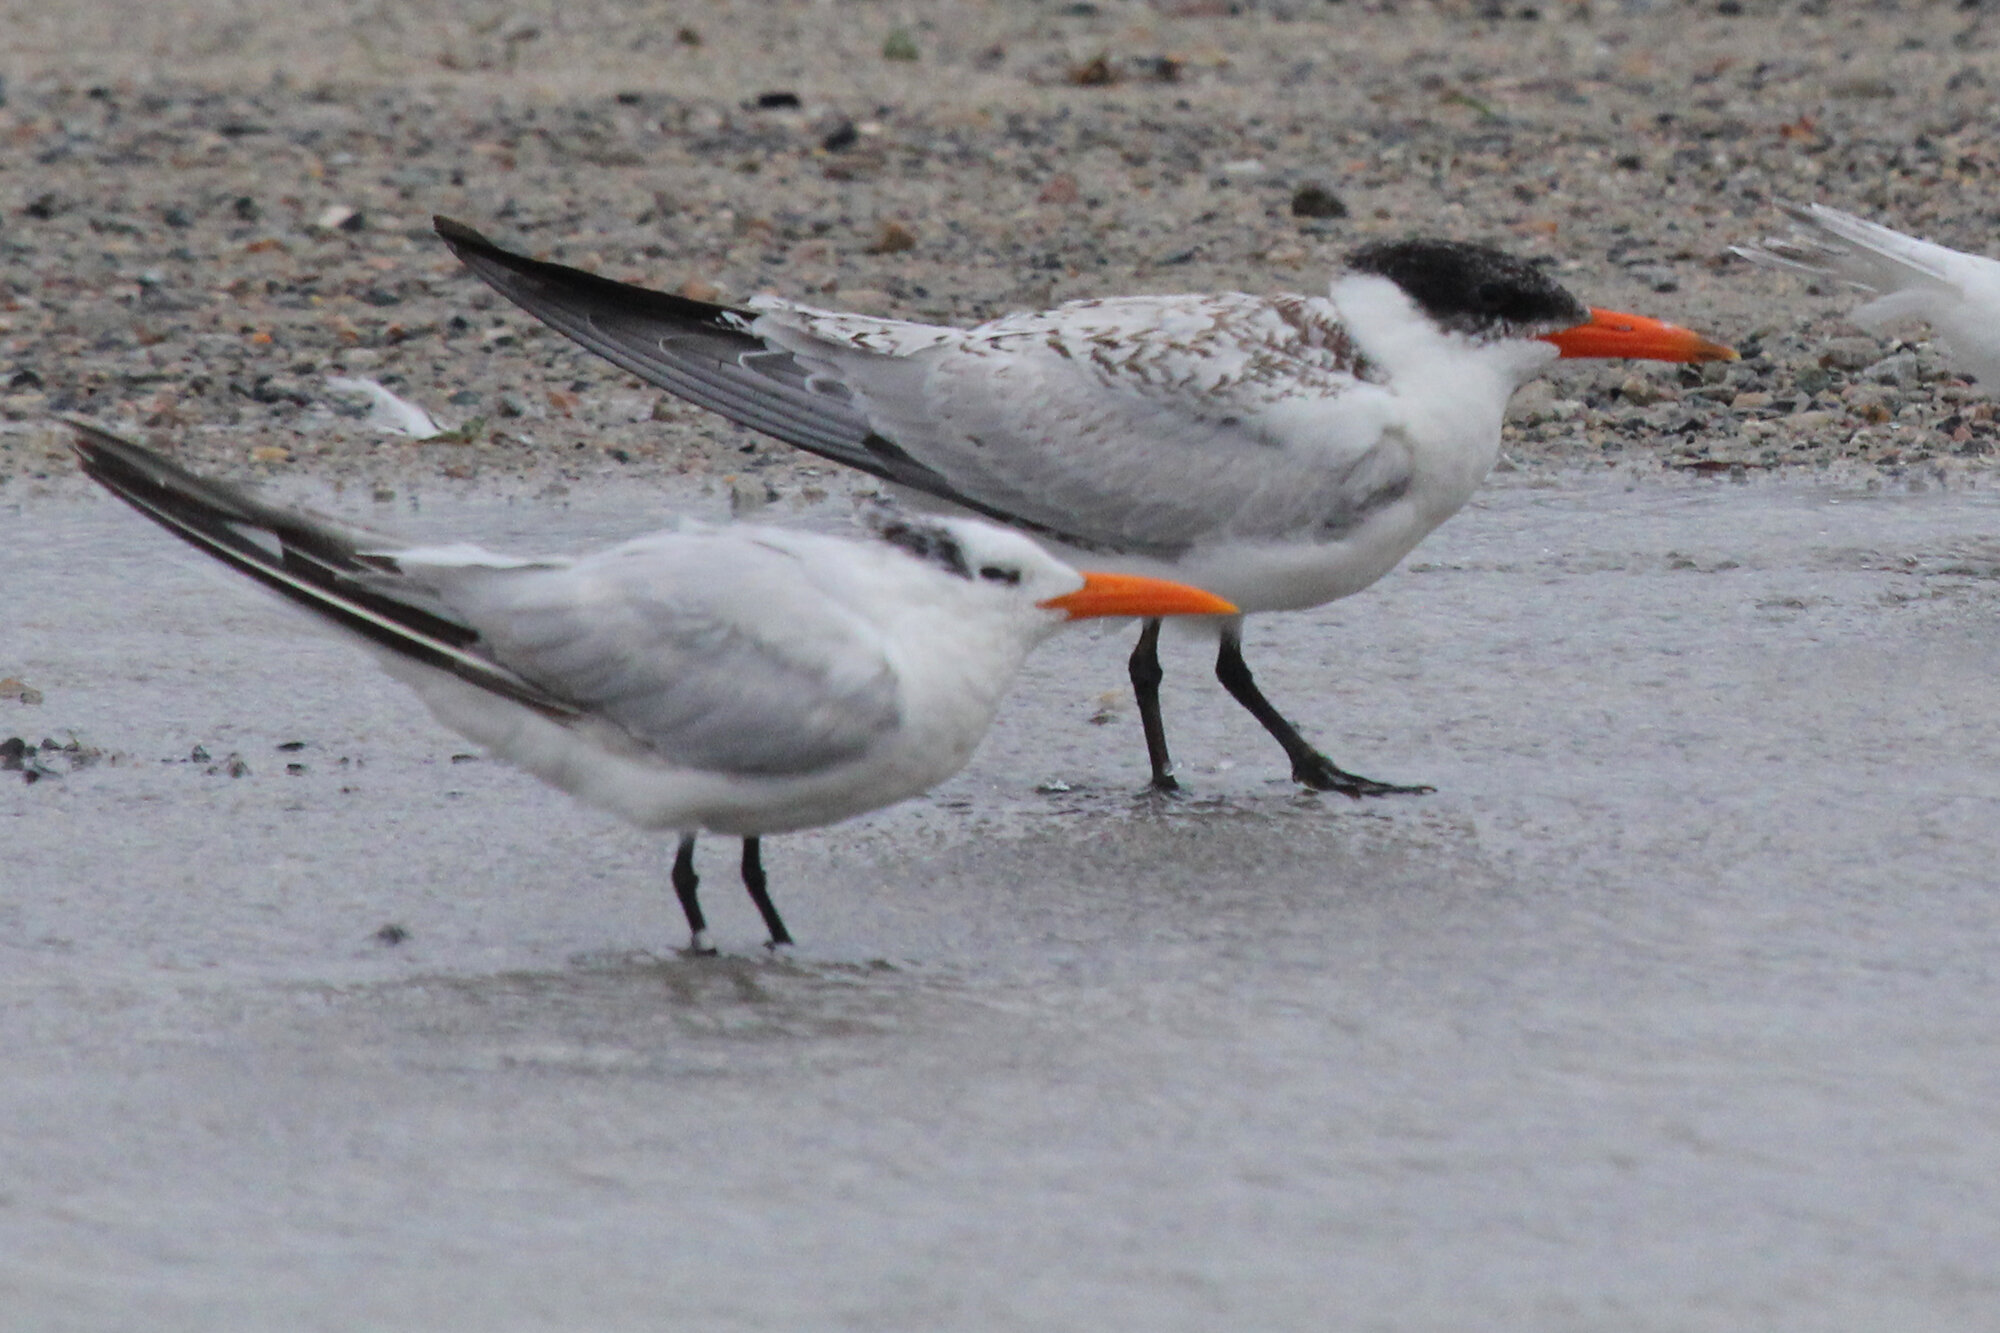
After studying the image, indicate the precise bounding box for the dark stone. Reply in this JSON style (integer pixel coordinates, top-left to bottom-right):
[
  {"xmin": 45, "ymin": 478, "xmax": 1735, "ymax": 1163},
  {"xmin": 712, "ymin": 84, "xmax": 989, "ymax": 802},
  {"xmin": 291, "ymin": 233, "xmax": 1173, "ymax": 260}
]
[
  {"xmin": 822, "ymin": 119, "xmax": 859, "ymax": 152},
  {"xmin": 1290, "ymin": 182, "xmax": 1349, "ymax": 219}
]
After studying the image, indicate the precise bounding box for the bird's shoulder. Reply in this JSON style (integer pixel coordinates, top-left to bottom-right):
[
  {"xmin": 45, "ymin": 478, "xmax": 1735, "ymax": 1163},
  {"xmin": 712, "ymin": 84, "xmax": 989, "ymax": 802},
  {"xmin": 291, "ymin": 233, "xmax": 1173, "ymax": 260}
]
[
  {"xmin": 753, "ymin": 289, "xmax": 1379, "ymax": 403},
  {"xmin": 426, "ymin": 528, "xmax": 907, "ymax": 777},
  {"xmin": 953, "ymin": 291, "xmax": 1380, "ymax": 400}
]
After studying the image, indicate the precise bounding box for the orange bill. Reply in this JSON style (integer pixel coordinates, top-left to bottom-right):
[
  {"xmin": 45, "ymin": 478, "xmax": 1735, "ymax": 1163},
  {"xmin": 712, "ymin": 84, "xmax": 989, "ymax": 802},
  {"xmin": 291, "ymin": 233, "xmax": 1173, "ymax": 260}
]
[
  {"xmin": 1040, "ymin": 572, "xmax": 1238, "ymax": 620},
  {"xmin": 1541, "ymin": 307, "xmax": 1737, "ymax": 363}
]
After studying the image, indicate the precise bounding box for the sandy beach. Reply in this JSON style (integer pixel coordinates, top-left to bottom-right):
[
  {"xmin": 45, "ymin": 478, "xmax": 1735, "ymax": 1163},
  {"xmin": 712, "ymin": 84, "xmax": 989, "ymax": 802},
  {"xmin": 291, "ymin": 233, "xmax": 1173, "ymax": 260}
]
[
  {"xmin": 11, "ymin": 4, "xmax": 2000, "ymax": 1329},
  {"xmin": 5, "ymin": 0, "xmax": 2000, "ymax": 493}
]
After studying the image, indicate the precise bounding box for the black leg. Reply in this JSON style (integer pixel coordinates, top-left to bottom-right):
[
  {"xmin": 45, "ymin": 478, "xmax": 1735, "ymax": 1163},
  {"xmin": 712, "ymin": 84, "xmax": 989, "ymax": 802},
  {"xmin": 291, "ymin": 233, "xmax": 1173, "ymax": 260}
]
[
  {"xmin": 1212, "ymin": 624, "xmax": 1433, "ymax": 799},
  {"xmin": 1127, "ymin": 618, "xmax": 1179, "ymax": 793},
  {"xmin": 740, "ymin": 837, "xmax": 794, "ymax": 948},
  {"xmin": 671, "ymin": 833, "xmax": 716, "ymax": 955}
]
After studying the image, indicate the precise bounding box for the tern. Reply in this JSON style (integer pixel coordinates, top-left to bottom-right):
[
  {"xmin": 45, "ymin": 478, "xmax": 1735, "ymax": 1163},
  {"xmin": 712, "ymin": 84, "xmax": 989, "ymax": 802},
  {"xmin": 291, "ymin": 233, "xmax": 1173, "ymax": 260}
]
[
  {"xmin": 70, "ymin": 422, "xmax": 1235, "ymax": 951},
  {"xmin": 436, "ymin": 218, "xmax": 1735, "ymax": 795},
  {"xmin": 1735, "ymin": 200, "xmax": 2000, "ymax": 388}
]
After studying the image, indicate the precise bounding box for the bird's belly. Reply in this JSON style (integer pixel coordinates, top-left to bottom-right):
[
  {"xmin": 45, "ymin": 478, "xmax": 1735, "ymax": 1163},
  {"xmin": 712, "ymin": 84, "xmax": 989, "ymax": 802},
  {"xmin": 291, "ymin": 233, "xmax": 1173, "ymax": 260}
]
[
  {"xmin": 393, "ymin": 662, "xmax": 970, "ymax": 839},
  {"xmin": 1069, "ymin": 499, "xmax": 1443, "ymax": 615}
]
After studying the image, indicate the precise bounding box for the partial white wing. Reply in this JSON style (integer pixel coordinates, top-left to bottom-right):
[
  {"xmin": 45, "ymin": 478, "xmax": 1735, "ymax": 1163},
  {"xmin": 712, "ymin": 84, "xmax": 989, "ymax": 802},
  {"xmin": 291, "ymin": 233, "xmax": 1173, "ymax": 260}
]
[
  {"xmin": 415, "ymin": 533, "xmax": 903, "ymax": 778},
  {"xmin": 73, "ymin": 423, "xmax": 902, "ymax": 779},
  {"xmin": 1737, "ymin": 202, "xmax": 2000, "ymax": 386},
  {"xmin": 437, "ymin": 219, "xmax": 1410, "ymax": 555}
]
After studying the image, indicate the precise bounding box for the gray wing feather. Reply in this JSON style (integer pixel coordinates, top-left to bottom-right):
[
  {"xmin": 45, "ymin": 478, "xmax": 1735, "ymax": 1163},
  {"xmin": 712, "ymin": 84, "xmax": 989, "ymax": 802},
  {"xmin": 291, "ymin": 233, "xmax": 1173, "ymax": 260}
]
[
  {"xmin": 76, "ymin": 421, "xmax": 900, "ymax": 778},
  {"xmin": 415, "ymin": 534, "xmax": 901, "ymax": 777},
  {"xmin": 438, "ymin": 219, "xmax": 1406, "ymax": 553},
  {"xmin": 759, "ymin": 294, "xmax": 1410, "ymax": 552},
  {"xmin": 433, "ymin": 217, "xmax": 987, "ymax": 510}
]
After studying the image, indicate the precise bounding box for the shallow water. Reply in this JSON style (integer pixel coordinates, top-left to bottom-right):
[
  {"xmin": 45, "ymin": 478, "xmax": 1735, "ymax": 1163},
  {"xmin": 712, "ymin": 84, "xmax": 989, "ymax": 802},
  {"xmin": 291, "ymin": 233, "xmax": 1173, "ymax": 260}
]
[{"xmin": 8, "ymin": 473, "xmax": 2000, "ymax": 1330}]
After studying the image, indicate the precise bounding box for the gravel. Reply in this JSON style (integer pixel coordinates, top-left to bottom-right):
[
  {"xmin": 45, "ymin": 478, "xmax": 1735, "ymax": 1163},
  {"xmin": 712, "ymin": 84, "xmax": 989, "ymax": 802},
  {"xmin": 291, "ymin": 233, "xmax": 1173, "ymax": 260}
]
[{"xmin": 4, "ymin": 0, "xmax": 2000, "ymax": 496}]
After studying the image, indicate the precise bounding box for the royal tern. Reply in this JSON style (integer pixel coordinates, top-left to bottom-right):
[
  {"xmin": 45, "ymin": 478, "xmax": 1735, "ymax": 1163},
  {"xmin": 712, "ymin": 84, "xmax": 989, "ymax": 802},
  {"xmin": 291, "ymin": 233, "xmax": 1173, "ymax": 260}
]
[
  {"xmin": 1735, "ymin": 201, "xmax": 2000, "ymax": 388},
  {"xmin": 436, "ymin": 218, "xmax": 1734, "ymax": 794},
  {"xmin": 70, "ymin": 422, "xmax": 1235, "ymax": 951}
]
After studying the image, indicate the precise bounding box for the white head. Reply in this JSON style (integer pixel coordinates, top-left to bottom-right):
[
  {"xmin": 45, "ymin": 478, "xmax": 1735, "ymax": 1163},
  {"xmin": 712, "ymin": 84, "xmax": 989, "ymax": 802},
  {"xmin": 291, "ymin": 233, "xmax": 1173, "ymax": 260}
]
[
  {"xmin": 1335, "ymin": 237, "xmax": 1736, "ymax": 378},
  {"xmin": 862, "ymin": 508, "xmax": 1235, "ymax": 639}
]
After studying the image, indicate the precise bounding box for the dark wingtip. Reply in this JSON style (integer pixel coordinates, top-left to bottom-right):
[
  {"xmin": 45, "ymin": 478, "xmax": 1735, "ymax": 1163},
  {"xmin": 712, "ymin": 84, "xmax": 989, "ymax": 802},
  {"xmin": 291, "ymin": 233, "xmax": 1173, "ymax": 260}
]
[
  {"xmin": 432, "ymin": 214, "xmax": 493, "ymax": 253},
  {"xmin": 431, "ymin": 215, "xmax": 753, "ymax": 325},
  {"xmin": 65, "ymin": 415, "xmax": 165, "ymax": 487},
  {"xmin": 63, "ymin": 415, "xmax": 261, "ymax": 521}
]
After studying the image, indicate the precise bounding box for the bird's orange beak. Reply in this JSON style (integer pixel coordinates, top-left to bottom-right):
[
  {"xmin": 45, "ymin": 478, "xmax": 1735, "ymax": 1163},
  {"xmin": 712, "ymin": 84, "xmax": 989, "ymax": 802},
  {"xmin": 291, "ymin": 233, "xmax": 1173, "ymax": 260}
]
[
  {"xmin": 1541, "ymin": 307, "xmax": 1737, "ymax": 362},
  {"xmin": 1040, "ymin": 572, "xmax": 1238, "ymax": 620}
]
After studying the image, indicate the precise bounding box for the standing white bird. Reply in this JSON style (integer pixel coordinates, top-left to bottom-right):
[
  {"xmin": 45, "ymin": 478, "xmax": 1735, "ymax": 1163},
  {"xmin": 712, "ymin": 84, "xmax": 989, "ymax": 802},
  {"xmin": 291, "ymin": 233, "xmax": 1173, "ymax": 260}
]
[
  {"xmin": 436, "ymin": 218, "xmax": 1735, "ymax": 796},
  {"xmin": 1734, "ymin": 201, "xmax": 2000, "ymax": 389},
  {"xmin": 70, "ymin": 422, "xmax": 1236, "ymax": 951}
]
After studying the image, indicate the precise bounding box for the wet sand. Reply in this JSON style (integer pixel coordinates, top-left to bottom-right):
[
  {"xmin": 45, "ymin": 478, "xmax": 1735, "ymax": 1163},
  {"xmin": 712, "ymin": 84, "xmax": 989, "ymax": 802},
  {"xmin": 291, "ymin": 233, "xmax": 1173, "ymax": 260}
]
[
  {"xmin": 9, "ymin": 3, "xmax": 2000, "ymax": 1327},
  {"xmin": 11, "ymin": 474, "xmax": 2000, "ymax": 1328}
]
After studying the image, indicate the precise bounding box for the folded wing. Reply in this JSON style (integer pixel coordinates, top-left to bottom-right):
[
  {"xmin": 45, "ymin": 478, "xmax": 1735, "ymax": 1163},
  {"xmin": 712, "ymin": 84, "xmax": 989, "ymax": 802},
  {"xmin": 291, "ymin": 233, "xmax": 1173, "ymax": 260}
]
[
  {"xmin": 437, "ymin": 219, "xmax": 1412, "ymax": 555},
  {"xmin": 74, "ymin": 423, "xmax": 901, "ymax": 778},
  {"xmin": 413, "ymin": 533, "xmax": 902, "ymax": 777}
]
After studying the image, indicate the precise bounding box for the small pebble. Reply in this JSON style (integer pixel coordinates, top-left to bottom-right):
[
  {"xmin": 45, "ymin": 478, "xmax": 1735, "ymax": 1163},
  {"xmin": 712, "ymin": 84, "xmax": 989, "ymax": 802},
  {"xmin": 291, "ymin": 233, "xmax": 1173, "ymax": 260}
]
[
  {"xmin": 1618, "ymin": 375, "xmax": 1673, "ymax": 407},
  {"xmin": 1862, "ymin": 352, "xmax": 1921, "ymax": 387},
  {"xmin": 866, "ymin": 220, "xmax": 918, "ymax": 254},
  {"xmin": 821, "ymin": 118, "xmax": 859, "ymax": 152},
  {"xmin": 1819, "ymin": 337, "xmax": 1880, "ymax": 372},
  {"xmin": 1290, "ymin": 183, "xmax": 1349, "ymax": 220},
  {"xmin": 730, "ymin": 475, "xmax": 776, "ymax": 515},
  {"xmin": 314, "ymin": 204, "xmax": 363, "ymax": 232}
]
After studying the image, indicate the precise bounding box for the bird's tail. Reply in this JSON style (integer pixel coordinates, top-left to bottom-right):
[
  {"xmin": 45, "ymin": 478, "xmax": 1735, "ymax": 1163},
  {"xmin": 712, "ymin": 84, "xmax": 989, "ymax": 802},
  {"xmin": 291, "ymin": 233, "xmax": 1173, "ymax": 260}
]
[
  {"xmin": 69, "ymin": 419, "xmax": 574, "ymax": 716},
  {"xmin": 1733, "ymin": 202, "xmax": 1959, "ymax": 328}
]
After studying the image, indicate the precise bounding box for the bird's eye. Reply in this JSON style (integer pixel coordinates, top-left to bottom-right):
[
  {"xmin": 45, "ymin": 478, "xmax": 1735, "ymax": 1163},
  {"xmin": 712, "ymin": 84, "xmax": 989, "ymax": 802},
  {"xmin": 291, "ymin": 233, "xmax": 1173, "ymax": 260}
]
[{"xmin": 978, "ymin": 565, "xmax": 1022, "ymax": 585}]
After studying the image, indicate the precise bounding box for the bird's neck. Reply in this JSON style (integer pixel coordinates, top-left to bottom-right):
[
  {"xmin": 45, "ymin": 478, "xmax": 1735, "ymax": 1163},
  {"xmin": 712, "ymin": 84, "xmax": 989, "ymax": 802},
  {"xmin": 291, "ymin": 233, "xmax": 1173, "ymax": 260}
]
[{"xmin": 1330, "ymin": 274, "xmax": 1554, "ymax": 513}]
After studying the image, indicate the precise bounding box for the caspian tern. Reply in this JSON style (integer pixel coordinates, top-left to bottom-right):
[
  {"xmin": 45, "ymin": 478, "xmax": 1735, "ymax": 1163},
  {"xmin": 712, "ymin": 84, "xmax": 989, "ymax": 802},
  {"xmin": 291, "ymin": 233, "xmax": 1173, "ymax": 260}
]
[
  {"xmin": 435, "ymin": 218, "xmax": 1735, "ymax": 795},
  {"xmin": 70, "ymin": 421, "xmax": 1235, "ymax": 951},
  {"xmin": 1735, "ymin": 201, "xmax": 2000, "ymax": 388}
]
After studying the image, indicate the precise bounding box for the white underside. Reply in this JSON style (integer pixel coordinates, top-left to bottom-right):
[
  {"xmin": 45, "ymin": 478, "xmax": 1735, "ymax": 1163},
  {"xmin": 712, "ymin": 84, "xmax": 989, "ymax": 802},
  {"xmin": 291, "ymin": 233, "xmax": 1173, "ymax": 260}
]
[{"xmin": 381, "ymin": 648, "xmax": 1006, "ymax": 838}]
